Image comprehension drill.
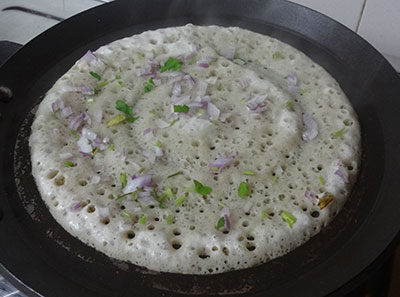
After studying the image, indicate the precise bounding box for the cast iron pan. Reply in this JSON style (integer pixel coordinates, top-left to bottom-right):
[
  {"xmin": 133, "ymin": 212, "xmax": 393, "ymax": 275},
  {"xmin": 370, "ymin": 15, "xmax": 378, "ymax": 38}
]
[{"xmin": 1, "ymin": 0, "xmax": 400, "ymax": 296}]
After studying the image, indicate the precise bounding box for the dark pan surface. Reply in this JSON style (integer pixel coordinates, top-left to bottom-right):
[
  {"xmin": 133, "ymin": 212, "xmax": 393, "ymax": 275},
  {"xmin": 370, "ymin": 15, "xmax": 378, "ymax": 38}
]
[{"xmin": 1, "ymin": 1, "xmax": 400, "ymax": 296}]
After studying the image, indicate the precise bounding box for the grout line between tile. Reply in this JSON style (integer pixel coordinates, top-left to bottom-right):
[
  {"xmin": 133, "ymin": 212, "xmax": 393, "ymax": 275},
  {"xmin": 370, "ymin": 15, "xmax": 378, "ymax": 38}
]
[{"xmin": 355, "ymin": 0, "xmax": 368, "ymax": 32}]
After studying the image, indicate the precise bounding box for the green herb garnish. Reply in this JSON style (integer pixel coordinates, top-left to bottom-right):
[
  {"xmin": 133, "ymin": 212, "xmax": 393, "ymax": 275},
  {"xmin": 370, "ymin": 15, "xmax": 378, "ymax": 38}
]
[
  {"xmin": 144, "ymin": 77, "xmax": 155, "ymax": 93},
  {"xmin": 173, "ymin": 105, "xmax": 189, "ymax": 113},
  {"xmin": 139, "ymin": 215, "xmax": 146, "ymax": 224},
  {"xmin": 261, "ymin": 210, "xmax": 266, "ymax": 219},
  {"xmin": 160, "ymin": 57, "xmax": 181, "ymax": 72},
  {"xmin": 193, "ymin": 180, "xmax": 212, "ymax": 195},
  {"xmin": 215, "ymin": 217, "xmax": 225, "ymax": 230},
  {"xmin": 64, "ymin": 161, "xmax": 74, "ymax": 167},
  {"xmin": 165, "ymin": 187, "xmax": 174, "ymax": 198},
  {"xmin": 243, "ymin": 170, "xmax": 255, "ymax": 176},
  {"xmin": 238, "ymin": 182, "xmax": 249, "ymax": 198},
  {"xmin": 156, "ymin": 140, "xmax": 162, "ymax": 147},
  {"xmin": 115, "ymin": 100, "xmax": 139, "ymax": 123},
  {"xmin": 121, "ymin": 211, "xmax": 131, "ymax": 219},
  {"xmin": 120, "ymin": 173, "xmax": 127, "ymax": 188},
  {"xmin": 167, "ymin": 171, "xmax": 183, "ymax": 179},
  {"xmin": 169, "ymin": 119, "xmax": 178, "ymax": 127},
  {"xmin": 319, "ymin": 176, "xmax": 326, "ymax": 186},
  {"xmin": 281, "ymin": 211, "xmax": 296, "ymax": 228},
  {"xmin": 116, "ymin": 192, "xmax": 134, "ymax": 200},
  {"xmin": 97, "ymin": 80, "xmax": 108, "ymax": 88},
  {"xmin": 272, "ymin": 52, "xmax": 282, "ymax": 59},
  {"xmin": 107, "ymin": 114, "xmax": 126, "ymax": 127},
  {"xmin": 332, "ymin": 127, "xmax": 346, "ymax": 138},
  {"xmin": 87, "ymin": 98, "xmax": 94, "ymax": 103},
  {"xmin": 115, "ymin": 75, "xmax": 121, "ymax": 79},
  {"xmin": 217, "ymin": 83, "xmax": 223, "ymax": 91},
  {"xmin": 91, "ymin": 147, "xmax": 99, "ymax": 156},
  {"xmin": 90, "ymin": 71, "xmax": 101, "ymax": 81},
  {"xmin": 300, "ymin": 89, "xmax": 307, "ymax": 95},
  {"xmin": 286, "ymin": 100, "xmax": 294, "ymax": 111},
  {"xmin": 116, "ymin": 81, "xmax": 122, "ymax": 88},
  {"xmin": 167, "ymin": 215, "xmax": 173, "ymax": 224},
  {"xmin": 93, "ymin": 88, "xmax": 100, "ymax": 95},
  {"xmin": 136, "ymin": 52, "xmax": 144, "ymax": 59},
  {"xmin": 218, "ymin": 202, "xmax": 225, "ymax": 207},
  {"xmin": 174, "ymin": 194, "xmax": 187, "ymax": 205},
  {"xmin": 110, "ymin": 143, "xmax": 114, "ymax": 151}
]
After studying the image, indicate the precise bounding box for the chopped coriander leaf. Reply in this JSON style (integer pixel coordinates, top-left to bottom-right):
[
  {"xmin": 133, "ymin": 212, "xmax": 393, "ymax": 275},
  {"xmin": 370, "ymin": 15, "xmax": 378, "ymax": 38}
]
[
  {"xmin": 174, "ymin": 194, "xmax": 186, "ymax": 205},
  {"xmin": 272, "ymin": 52, "xmax": 282, "ymax": 59},
  {"xmin": 233, "ymin": 58, "xmax": 246, "ymax": 65},
  {"xmin": 87, "ymin": 98, "xmax": 94, "ymax": 103},
  {"xmin": 116, "ymin": 100, "xmax": 133, "ymax": 115},
  {"xmin": 121, "ymin": 211, "xmax": 131, "ymax": 218},
  {"xmin": 165, "ymin": 187, "xmax": 174, "ymax": 198},
  {"xmin": 193, "ymin": 180, "xmax": 212, "ymax": 195},
  {"xmin": 300, "ymin": 89, "xmax": 307, "ymax": 95},
  {"xmin": 116, "ymin": 81, "xmax": 122, "ymax": 88},
  {"xmin": 90, "ymin": 71, "xmax": 101, "ymax": 81},
  {"xmin": 211, "ymin": 166, "xmax": 218, "ymax": 171},
  {"xmin": 107, "ymin": 114, "xmax": 126, "ymax": 127},
  {"xmin": 332, "ymin": 127, "xmax": 346, "ymax": 138},
  {"xmin": 167, "ymin": 215, "xmax": 173, "ymax": 224},
  {"xmin": 158, "ymin": 193, "xmax": 168, "ymax": 202},
  {"xmin": 93, "ymin": 88, "xmax": 100, "ymax": 95},
  {"xmin": 272, "ymin": 176, "xmax": 279, "ymax": 183},
  {"xmin": 167, "ymin": 171, "xmax": 183, "ymax": 179},
  {"xmin": 64, "ymin": 161, "xmax": 74, "ymax": 167},
  {"xmin": 218, "ymin": 202, "xmax": 225, "ymax": 207},
  {"xmin": 281, "ymin": 211, "xmax": 296, "ymax": 228},
  {"xmin": 71, "ymin": 129, "xmax": 77, "ymax": 135},
  {"xmin": 119, "ymin": 67, "xmax": 122, "ymax": 73},
  {"xmin": 159, "ymin": 204, "xmax": 165, "ymax": 209},
  {"xmin": 319, "ymin": 176, "xmax": 326, "ymax": 186},
  {"xmin": 285, "ymin": 101, "xmax": 294, "ymax": 111},
  {"xmin": 115, "ymin": 75, "xmax": 121, "ymax": 79},
  {"xmin": 261, "ymin": 210, "xmax": 266, "ymax": 219},
  {"xmin": 110, "ymin": 143, "xmax": 114, "ymax": 151},
  {"xmin": 189, "ymin": 56, "xmax": 196, "ymax": 65},
  {"xmin": 120, "ymin": 173, "xmax": 127, "ymax": 188},
  {"xmin": 144, "ymin": 77, "xmax": 155, "ymax": 93},
  {"xmin": 97, "ymin": 80, "xmax": 108, "ymax": 88},
  {"xmin": 91, "ymin": 147, "xmax": 99, "ymax": 156},
  {"xmin": 139, "ymin": 215, "xmax": 146, "ymax": 224},
  {"xmin": 243, "ymin": 170, "xmax": 255, "ymax": 176},
  {"xmin": 136, "ymin": 52, "xmax": 144, "ymax": 59},
  {"xmin": 116, "ymin": 192, "xmax": 133, "ymax": 200},
  {"xmin": 126, "ymin": 115, "xmax": 139, "ymax": 123},
  {"xmin": 160, "ymin": 57, "xmax": 181, "ymax": 72},
  {"xmin": 215, "ymin": 217, "xmax": 225, "ymax": 230},
  {"xmin": 240, "ymin": 98, "xmax": 246, "ymax": 102},
  {"xmin": 174, "ymin": 105, "xmax": 190, "ymax": 113},
  {"xmin": 156, "ymin": 140, "xmax": 162, "ymax": 147},
  {"xmin": 238, "ymin": 182, "xmax": 249, "ymax": 198},
  {"xmin": 169, "ymin": 119, "xmax": 178, "ymax": 127}
]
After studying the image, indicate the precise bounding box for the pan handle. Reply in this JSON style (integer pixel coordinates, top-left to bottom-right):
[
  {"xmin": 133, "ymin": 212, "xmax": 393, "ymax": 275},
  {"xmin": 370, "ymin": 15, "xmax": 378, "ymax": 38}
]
[{"xmin": 0, "ymin": 41, "xmax": 22, "ymax": 67}]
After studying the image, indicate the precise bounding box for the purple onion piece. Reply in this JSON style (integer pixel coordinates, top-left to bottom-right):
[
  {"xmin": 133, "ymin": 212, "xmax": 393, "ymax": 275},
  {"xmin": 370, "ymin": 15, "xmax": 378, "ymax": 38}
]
[
  {"xmin": 51, "ymin": 100, "xmax": 64, "ymax": 113},
  {"xmin": 207, "ymin": 102, "xmax": 220, "ymax": 121},
  {"xmin": 197, "ymin": 60, "xmax": 209, "ymax": 68},
  {"xmin": 80, "ymin": 50, "xmax": 96, "ymax": 63},
  {"xmin": 302, "ymin": 113, "xmax": 318, "ymax": 142},
  {"xmin": 123, "ymin": 174, "xmax": 153, "ymax": 194},
  {"xmin": 209, "ymin": 155, "xmax": 234, "ymax": 172},
  {"xmin": 305, "ymin": 190, "xmax": 316, "ymax": 199},
  {"xmin": 70, "ymin": 202, "xmax": 83, "ymax": 212}
]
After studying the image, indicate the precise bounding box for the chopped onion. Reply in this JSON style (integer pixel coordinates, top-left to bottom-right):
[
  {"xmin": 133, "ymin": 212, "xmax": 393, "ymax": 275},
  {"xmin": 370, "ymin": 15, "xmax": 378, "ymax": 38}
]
[
  {"xmin": 69, "ymin": 113, "xmax": 85, "ymax": 130},
  {"xmin": 224, "ymin": 47, "xmax": 236, "ymax": 60},
  {"xmin": 67, "ymin": 86, "xmax": 94, "ymax": 95},
  {"xmin": 136, "ymin": 64, "xmax": 153, "ymax": 77},
  {"xmin": 238, "ymin": 78, "xmax": 251, "ymax": 90},
  {"xmin": 207, "ymin": 102, "xmax": 220, "ymax": 121},
  {"xmin": 98, "ymin": 206, "xmax": 110, "ymax": 218},
  {"xmin": 172, "ymin": 82, "xmax": 182, "ymax": 96},
  {"xmin": 93, "ymin": 108, "xmax": 102, "ymax": 123},
  {"xmin": 206, "ymin": 77, "xmax": 218, "ymax": 85},
  {"xmin": 155, "ymin": 118, "xmax": 170, "ymax": 129},
  {"xmin": 51, "ymin": 100, "xmax": 64, "ymax": 112},
  {"xmin": 77, "ymin": 136, "xmax": 92, "ymax": 153},
  {"xmin": 143, "ymin": 128, "xmax": 152, "ymax": 135},
  {"xmin": 197, "ymin": 60, "xmax": 209, "ymax": 68},
  {"xmin": 81, "ymin": 128, "xmax": 97, "ymax": 141},
  {"xmin": 60, "ymin": 106, "xmax": 73, "ymax": 118},
  {"xmin": 123, "ymin": 174, "xmax": 152, "ymax": 194},
  {"xmin": 335, "ymin": 166, "xmax": 348, "ymax": 183},
  {"xmin": 246, "ymin": 95, "xmax": 267, "ymax": 113},
  {"xmin": 70, "ymin": 202, "xmax": 83, "ymax": 212},
  {"xmin": 305, "ymin": 190, "xmax": 316, "ymax": 199},
  {"xmin": 287, "ymin": 73, "xmax": 300, "ymax": 94},
  {"xmin": 79, "ymin": 151, "xmax": 92, "ymax": 158},
  {"xmin": 59, "ymin": 152, "xmax": 73, "ymax": 160},
  {"xmin": 80, "ymin": 50, "xmax": 96, "ymax": 63},
  {"xmin": 209, "ymin": 155, "xmax": 234, "ymax": 172},
  {"xmin": 243, "ymin": 201, "xmax": 253, "ymax": 213},
  {"xmin": 154, "ymin": 145, "xmax": 163, "ymax": 157},
  {"xmin": 302, "ymin": 113, "xmax": 318, "ymax": 141},
  {"xmin": 138, "ymin": 192, "xmax": 159, "ymax": 206},
  {"xmin": 197, "ymin": 80, "xmax": 208, "ymax": 96}
]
